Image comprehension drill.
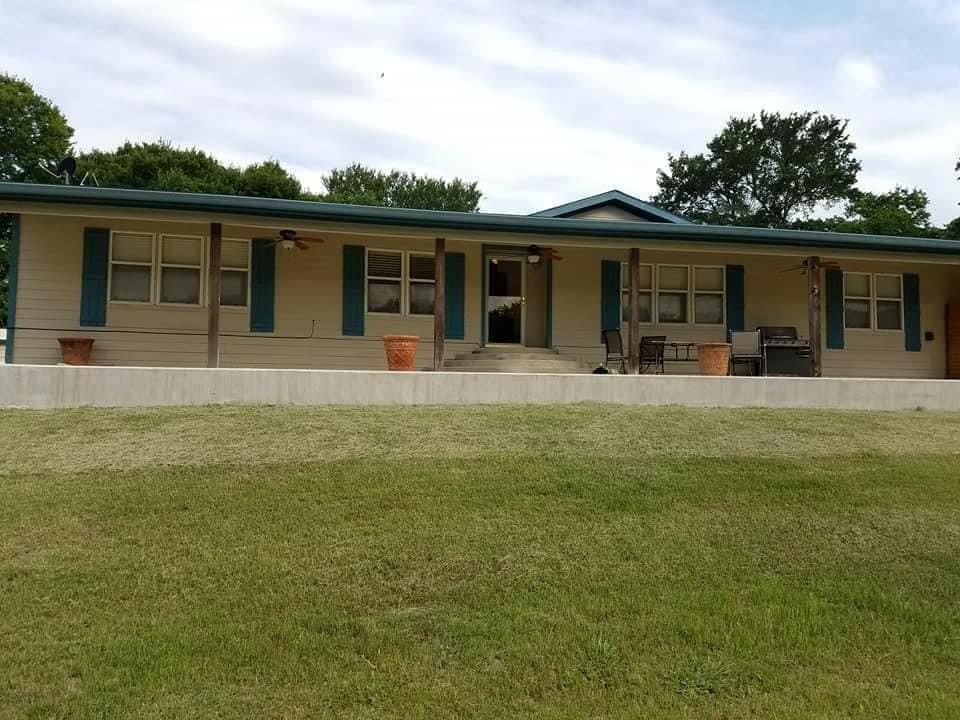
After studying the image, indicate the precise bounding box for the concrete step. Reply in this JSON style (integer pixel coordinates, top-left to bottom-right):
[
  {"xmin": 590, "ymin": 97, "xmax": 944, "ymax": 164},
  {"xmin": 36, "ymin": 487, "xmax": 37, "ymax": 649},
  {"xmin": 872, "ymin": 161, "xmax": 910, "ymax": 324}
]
[
  {"xmin": 469, "ymin": 346, "xmax": 560, "ymax": 355},
  {"xmin": 444, "ymin": 365, "xmax": 593, "ymax": 374},
  {"xmin": 455, "ymin": 348, "xmax": 561, "ymax": 361},
  {"xmin": 444, "ymin": 359, "xmax": 589, "ymax": 373}
]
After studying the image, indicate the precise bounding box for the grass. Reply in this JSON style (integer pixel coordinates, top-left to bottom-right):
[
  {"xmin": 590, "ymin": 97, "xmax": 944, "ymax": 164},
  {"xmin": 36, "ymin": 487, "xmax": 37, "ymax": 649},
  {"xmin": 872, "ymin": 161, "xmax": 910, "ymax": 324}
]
[{"xmin": 1, "ymin": 405, "xmax": 959, "ymax": 718}]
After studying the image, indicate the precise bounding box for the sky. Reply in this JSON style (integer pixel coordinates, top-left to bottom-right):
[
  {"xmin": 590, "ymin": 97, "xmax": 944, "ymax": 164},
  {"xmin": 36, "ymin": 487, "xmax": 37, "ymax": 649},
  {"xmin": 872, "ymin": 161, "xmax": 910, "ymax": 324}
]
[{"xmin": 1, "ymin": 0, "xmax": 959, "ymax": 223}]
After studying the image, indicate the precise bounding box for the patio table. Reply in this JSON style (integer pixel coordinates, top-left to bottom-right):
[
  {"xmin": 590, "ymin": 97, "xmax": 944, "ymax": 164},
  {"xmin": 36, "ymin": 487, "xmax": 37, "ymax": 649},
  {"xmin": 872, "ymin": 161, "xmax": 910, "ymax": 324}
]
[{"xmin": 651, "ymin": 340, "xmax": 698, "ymax": 363}]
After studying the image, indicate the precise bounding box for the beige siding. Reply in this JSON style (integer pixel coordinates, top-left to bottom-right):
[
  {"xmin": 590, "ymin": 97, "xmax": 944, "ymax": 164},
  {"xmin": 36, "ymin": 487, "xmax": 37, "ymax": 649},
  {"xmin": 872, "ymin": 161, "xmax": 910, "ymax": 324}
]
[
  {"xmin": 12, "ymin": 215, "xmax": 479, "ymax": 369},
  {"xmin": 11, "ymin": 213, "xmax": 960, "ymax": 378}
]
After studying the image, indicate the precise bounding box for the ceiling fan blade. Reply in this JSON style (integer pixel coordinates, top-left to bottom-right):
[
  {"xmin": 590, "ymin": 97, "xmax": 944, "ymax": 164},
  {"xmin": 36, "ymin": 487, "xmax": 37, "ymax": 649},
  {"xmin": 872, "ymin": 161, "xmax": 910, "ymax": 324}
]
[
  {"xmin": 295, "ymin": 236, "xmax": 324, "ymax": 243},
  {"xmin": 294, "ymin": 239, "xmax": 310, "ymax": 250},
  {"xmin": 252, "ymin": 237, "xmax": 278, "ymax": 243}
]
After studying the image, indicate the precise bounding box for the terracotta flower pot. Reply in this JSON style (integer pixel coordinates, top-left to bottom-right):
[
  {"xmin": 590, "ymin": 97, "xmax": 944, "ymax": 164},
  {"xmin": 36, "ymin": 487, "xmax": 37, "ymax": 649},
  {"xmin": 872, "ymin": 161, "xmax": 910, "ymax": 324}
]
[
  {"xmin": 697, "ymin": 342, "xmax": 731, "ymax": 376},
  {"xmin": 58, "ymin": 337, "xmax": 95, "ymax": 365},
  {"xmin": 382, "ymin": 335, "xmax": 419, "ymax": 371}
]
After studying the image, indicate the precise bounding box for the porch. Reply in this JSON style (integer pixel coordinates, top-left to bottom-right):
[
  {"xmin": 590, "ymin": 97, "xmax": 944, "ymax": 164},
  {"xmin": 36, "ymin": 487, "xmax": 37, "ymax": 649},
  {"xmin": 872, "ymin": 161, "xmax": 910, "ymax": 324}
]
[{"xmin": 5, "ymin": 194, "xmax": 960, "ymax": 379}]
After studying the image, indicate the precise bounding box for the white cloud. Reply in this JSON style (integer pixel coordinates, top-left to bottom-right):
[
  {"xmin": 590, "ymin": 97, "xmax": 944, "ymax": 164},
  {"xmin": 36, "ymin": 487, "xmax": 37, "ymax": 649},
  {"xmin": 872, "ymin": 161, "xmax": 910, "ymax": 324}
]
[
  {"xmin": 1, "ymin": 0, "xmax": 957, "ymax": 222},
  {"xmin": 837, "ymin": 55, "xmax": 883, "ymax": 92}
]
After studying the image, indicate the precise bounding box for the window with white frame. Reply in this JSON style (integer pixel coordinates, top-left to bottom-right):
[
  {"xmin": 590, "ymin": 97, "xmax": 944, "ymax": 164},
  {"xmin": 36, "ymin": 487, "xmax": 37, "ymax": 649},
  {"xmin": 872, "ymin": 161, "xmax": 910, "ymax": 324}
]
[
  {"xmin": 220, "ymin": 239, "xmax": 250, "ymax": 307},
  {"xmin": 110, "ymin": 232, "xmax": 154, "ymax": 302},
  {"xmin": 366, "ymin": 249, "xmax": 437, "ymax": 315},
  {"xmin": 407, "ymin": 253, "xmax": 436, "ymax": 315},
  {"xmin": 844, "ymin": 272, "xmax": 902, "ymax": 330},
  {"xmin": 693, "ymin": 266, "xmax": 725, "ymax": 324},
  {"xmin": 658, "ymin": 265, "xmax": 689, "ymax": 324},
  {"xmin": 618, "ymin": 263, "xmax": 725, "ymax": 326},
  {"xmin": 158, "ymin": 234, "xmax": 203, "ymax": 305},
  {"xmin": 620, "ymin": 263, "xmax": 653, "ymax": 323},
  {"xmin": 367, "ymin": 250, "xmax": 403, "ymax": 313}
]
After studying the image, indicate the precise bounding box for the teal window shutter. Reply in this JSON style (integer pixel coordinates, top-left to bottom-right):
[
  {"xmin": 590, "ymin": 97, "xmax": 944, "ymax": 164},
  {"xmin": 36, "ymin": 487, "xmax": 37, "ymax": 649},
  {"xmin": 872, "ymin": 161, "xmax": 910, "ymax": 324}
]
[
  {"xmin": 249, "ymin": 239, "xmax": 275, "ymax": 333},
  {"xmin": 5, "ymin": 215, "xmax": 20, "ymax": 363},
  {"xmin": 342, "ymin": 245, "xmax": 365, "ymax": 336},
  {"xmin": 444, "ymin": 251, "xmax": 465, "ymax": 340},
  {"xmin": 903, "ymin": 273, "xmax": 921, "ymax": 352},
  {"xmin": 600, "ymin": 260, "xmax": 621, "ymax": 340},
  {"xmin": 80, "ymin": 227, "xmax": 109, "ymax": 327},
  {"xmin": 725, "ymin": 265, "xmax": 745, "ymax": 335},
  {"xmin": 825, "ymin": 269, "xmax": 844, "ymax": 349}
]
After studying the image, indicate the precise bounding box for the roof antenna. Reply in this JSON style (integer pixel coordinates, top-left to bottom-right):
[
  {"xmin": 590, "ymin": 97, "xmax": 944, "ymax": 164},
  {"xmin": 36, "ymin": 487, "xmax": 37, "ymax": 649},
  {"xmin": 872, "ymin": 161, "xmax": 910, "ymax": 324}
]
[{"xmin": 38, "ymin": 156, "xmax": 77, "ymax": 185}]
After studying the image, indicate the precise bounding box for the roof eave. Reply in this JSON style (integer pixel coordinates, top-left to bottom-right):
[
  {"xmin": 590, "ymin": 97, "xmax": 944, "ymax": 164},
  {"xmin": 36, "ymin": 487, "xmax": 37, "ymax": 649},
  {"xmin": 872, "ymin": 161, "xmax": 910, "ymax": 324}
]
[{"xmin": 1, "ymin": 182, "xmax": 958, "ymax": 257}]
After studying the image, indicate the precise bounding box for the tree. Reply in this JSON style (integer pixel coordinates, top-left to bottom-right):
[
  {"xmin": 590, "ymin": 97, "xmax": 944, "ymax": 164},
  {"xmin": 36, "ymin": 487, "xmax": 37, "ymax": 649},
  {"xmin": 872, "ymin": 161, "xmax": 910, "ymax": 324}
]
[
  {"xmin": 944, "ymin": 217, "xmax": 960, "ymax": 240},
  {"xmin": 320, "ymin": 163, "xmax": 482, "ymax": 212},
  {"xmin": 1, "ymin": 74, "xmax": 74, "ymax": 325},
  {"xmin": 652, "ymin": 111, "xmax": 861, "ymax": 227},
  {"xmin": 77, "ymin": 141, "xmax": 304, "ymax": 199},
  {"xmin": 793, "ymin": 187, "xmax": 940, "ymax": 238}
]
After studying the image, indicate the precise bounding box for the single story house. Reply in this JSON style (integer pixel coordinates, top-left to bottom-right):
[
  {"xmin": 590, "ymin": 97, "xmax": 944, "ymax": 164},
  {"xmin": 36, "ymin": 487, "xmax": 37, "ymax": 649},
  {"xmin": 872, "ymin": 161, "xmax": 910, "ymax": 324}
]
[{"xmin": 2, "ymin": 182, "xmax": 960, "ymax": 378}]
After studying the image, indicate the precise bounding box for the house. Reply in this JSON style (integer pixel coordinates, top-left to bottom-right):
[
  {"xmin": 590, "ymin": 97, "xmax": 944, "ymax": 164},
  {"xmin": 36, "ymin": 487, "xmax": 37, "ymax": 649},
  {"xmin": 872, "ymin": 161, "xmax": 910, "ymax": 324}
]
[{"xmin": 2, "ymin": 182, "xmax": 960, "ymax": 378}]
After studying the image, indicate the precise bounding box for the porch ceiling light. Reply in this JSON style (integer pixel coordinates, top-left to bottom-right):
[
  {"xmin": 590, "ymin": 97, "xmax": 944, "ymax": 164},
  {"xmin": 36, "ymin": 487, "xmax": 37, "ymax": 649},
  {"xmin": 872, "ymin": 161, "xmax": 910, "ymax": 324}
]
[
  {"xmin": 279, "ymin": 238, "xmax": 297, "ymax": 250},
  {"xmin": 526, "ymin": 250, "xmax": 542, "ymax": 264}
]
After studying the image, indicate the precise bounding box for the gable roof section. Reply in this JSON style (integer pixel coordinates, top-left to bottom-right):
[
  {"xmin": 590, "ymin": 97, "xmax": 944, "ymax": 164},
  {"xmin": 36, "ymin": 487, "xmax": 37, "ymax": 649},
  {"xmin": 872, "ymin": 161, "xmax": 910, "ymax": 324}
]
[
  {"xmin": 1, "ymin": 182, "xmax": 959, "ymax": 257},
  {"xmin": 531, "ymin": 189, "xmax": 692, "ymax": 224}
]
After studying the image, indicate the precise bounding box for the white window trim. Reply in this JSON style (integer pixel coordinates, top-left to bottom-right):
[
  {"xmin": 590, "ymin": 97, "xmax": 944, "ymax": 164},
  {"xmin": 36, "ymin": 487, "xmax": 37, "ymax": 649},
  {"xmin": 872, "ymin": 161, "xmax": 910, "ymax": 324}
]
[
  {"xmin": 843, "ymin": 272, "xmax": 904, "ymax": 333},
  {"xmin": 619, "ymin": 263, "xmax": 726, "ymax": 327},
  {"xmin": 108, "ymin": 231, "xmax": 156, "ymax": 305},
  {"xmin": 157, "ymin": 233, "xmax": 204, "ymax": 307},
  {"xmin": 365, "ymin": 248, "xmax": 436, "ymax": 317},
  {"xmin": 407, "ymin": 251, "xmax": 437, "ymax": 317},
  {"xmin": 217, "ymin": 237, "xmax": 252, "ymax": 311}
]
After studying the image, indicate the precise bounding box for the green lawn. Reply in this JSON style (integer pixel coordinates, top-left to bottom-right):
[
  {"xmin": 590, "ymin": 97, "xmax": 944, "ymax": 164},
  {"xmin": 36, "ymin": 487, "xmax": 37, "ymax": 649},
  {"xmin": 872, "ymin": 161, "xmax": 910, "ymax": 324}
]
[{"xmin": 2, "ymin": 405, "xmax": 959, "ymax": 719}]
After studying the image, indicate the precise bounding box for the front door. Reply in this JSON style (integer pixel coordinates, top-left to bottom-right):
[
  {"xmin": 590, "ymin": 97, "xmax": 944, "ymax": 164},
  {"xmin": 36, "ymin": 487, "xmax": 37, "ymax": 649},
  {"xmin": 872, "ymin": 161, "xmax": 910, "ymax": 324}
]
[{"xmin": 487, "ymin": 257, "xmax": 524, "ymax": 344}]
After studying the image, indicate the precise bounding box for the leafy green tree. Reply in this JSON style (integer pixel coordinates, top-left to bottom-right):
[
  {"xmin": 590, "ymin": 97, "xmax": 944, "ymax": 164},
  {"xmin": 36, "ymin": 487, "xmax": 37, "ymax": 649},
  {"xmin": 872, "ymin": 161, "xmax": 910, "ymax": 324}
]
[
  {"xmin": 77, "ymin": 142, "xmax": 303, "ymax": 198},
  {"xmin": 794, "ymin": 187, "xmax": 938, "ymax": 238},
  {"xmin": 652, "ymin": 111, "xmax": 861, "ymax": 227},
  {"xmin": 944, "ymin": 217, "xmax": 960, "ymax": 240},
  {"xmin": 320, "ymin": 163, "xmax": 482, "ymax": 212},
  {"xmin": 1, "ymin": 74, "xmax": 74, "ymax": 325}
]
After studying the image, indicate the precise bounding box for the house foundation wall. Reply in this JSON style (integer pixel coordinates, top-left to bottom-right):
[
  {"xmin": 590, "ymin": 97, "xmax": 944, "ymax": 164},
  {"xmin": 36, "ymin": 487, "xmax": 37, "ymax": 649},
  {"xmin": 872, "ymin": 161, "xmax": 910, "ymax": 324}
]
[{"xmin": 4, "ymin": 365, "xmax": 960, "ymax": 411}]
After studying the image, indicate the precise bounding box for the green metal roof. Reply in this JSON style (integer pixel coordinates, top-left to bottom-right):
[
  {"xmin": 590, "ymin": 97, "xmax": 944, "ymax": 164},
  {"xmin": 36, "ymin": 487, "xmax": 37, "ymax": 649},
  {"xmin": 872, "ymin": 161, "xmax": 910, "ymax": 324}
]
[
  {"xmin": 1, "ymin": 181, "xmax": 959, "ymax": 256},
  {"xmin": 530, "ymin": 189, "xmax": 692, "ymax": 224}
]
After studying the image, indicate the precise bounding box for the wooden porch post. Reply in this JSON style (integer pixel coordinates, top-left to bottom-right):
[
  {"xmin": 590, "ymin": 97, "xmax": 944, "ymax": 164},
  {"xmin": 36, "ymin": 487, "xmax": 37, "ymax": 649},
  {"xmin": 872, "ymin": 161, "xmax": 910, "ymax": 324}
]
[
  {"xmin": 207, "ymin": 222, "xmax": 222, "ymax": 368},
  {"xmin": 806, "ymin": 256, "xmax": 822, "ymax": 377},
  {"xmin": 628, "ymin": 248, "xmax": 640, "ymax": 374},
  {"xmin": 433, "ymin": 237, "xmax": 446, "ymax": 371}
]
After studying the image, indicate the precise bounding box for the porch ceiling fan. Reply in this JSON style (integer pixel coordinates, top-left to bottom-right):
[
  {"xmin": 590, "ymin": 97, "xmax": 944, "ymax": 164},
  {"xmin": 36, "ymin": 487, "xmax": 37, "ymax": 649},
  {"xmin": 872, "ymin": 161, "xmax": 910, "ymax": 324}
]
[
  {"xmin": 780, "ymin": 257, "xmax": 840, "ymax": 274},
  {"xmin": 253, "ymin": 229, "xmax": 324, "ymax": 251},
  {"xmin": 526, "ymin": 244, "xmax": 563, "ymax": 264}
]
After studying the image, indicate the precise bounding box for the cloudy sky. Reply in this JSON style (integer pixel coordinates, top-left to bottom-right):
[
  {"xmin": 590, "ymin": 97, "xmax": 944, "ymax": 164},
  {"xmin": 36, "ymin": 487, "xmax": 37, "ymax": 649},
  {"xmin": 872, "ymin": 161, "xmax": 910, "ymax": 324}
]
[{"xmin": 2, "ymin": 0, "xmax": 959, "ymax": 222}]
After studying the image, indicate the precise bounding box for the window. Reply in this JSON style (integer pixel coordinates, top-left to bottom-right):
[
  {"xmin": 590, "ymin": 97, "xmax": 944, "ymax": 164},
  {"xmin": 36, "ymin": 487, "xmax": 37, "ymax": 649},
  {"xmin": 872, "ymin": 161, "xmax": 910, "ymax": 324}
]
[
  {"xmin": 366, "ymin": 249, "xmax": 438, "ymax": 316},
  {"xmin": 618, "ymin": 263, "xmax": 725, "ymax": 326},
  {"xmin": 110, "ymin": 232, "xmax": 154, "ymax": 302},
  {"xmin": 620, "ymin": 263, "xmax": 653, "ymax": 323},
  {"xmin": 220, "ymin": 239, "xmax": 250, "ymax": 307},
  {"xmin": 845, "ymin": 272, "xmax": 902, "ymax": 331},
  {"xmin": 658, "ymin": 265, "xmax": 689, "ymax": 324},
  {"xmin": 159, "ymin": 235, "xmax": 202, "ymax": 305},
  {"xmin": 408, "ymin": 253, "xmax": 435, "ymax": 315},
  {"xmin": 693, "ymin": 266, "xmax": 725, "ymax": 325},
  {"xmin": 367, "ymin": 250, "xmax": 403, "ymax": 313},
  {"xmin": 875, "ymin": 274, "xmax": 903, "ymax": 330}
]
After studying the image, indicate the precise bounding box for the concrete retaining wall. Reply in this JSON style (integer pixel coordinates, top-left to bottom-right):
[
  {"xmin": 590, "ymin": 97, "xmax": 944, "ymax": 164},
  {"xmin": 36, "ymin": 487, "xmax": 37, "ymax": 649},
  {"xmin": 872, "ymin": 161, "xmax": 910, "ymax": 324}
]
[{"xmin": 2, "ymin": 365, "xmax": 960, "ymax": 411}]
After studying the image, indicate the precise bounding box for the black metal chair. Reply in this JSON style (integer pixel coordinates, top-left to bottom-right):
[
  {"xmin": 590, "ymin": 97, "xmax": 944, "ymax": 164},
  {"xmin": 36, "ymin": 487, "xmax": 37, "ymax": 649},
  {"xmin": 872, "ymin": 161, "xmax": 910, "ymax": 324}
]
[
  {"xmin": 639, "ymin": 335, "xmax": 666, "ymax": 374},
  {"xmin": 730, "ymin": 330, "xmax": 764, "ymax": 376},
  {"xmin": 601, "ymin": 328, "xmax": 627, "ymax": 373}
]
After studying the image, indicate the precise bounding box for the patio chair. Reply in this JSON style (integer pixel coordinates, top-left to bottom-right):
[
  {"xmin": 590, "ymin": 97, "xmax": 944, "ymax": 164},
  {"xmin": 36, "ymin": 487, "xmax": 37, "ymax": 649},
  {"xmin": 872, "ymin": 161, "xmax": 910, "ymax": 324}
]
[
  {"xmin": 639, "ymin": 335, "xmax": 666, "ymax": 375},
  {"xmin": 730, "ymin": 330, "xmax": 764, "ymax": 376},
  {"xmin": 601, "ymin": 328, "xmax": 626, "ymax": 373}
]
